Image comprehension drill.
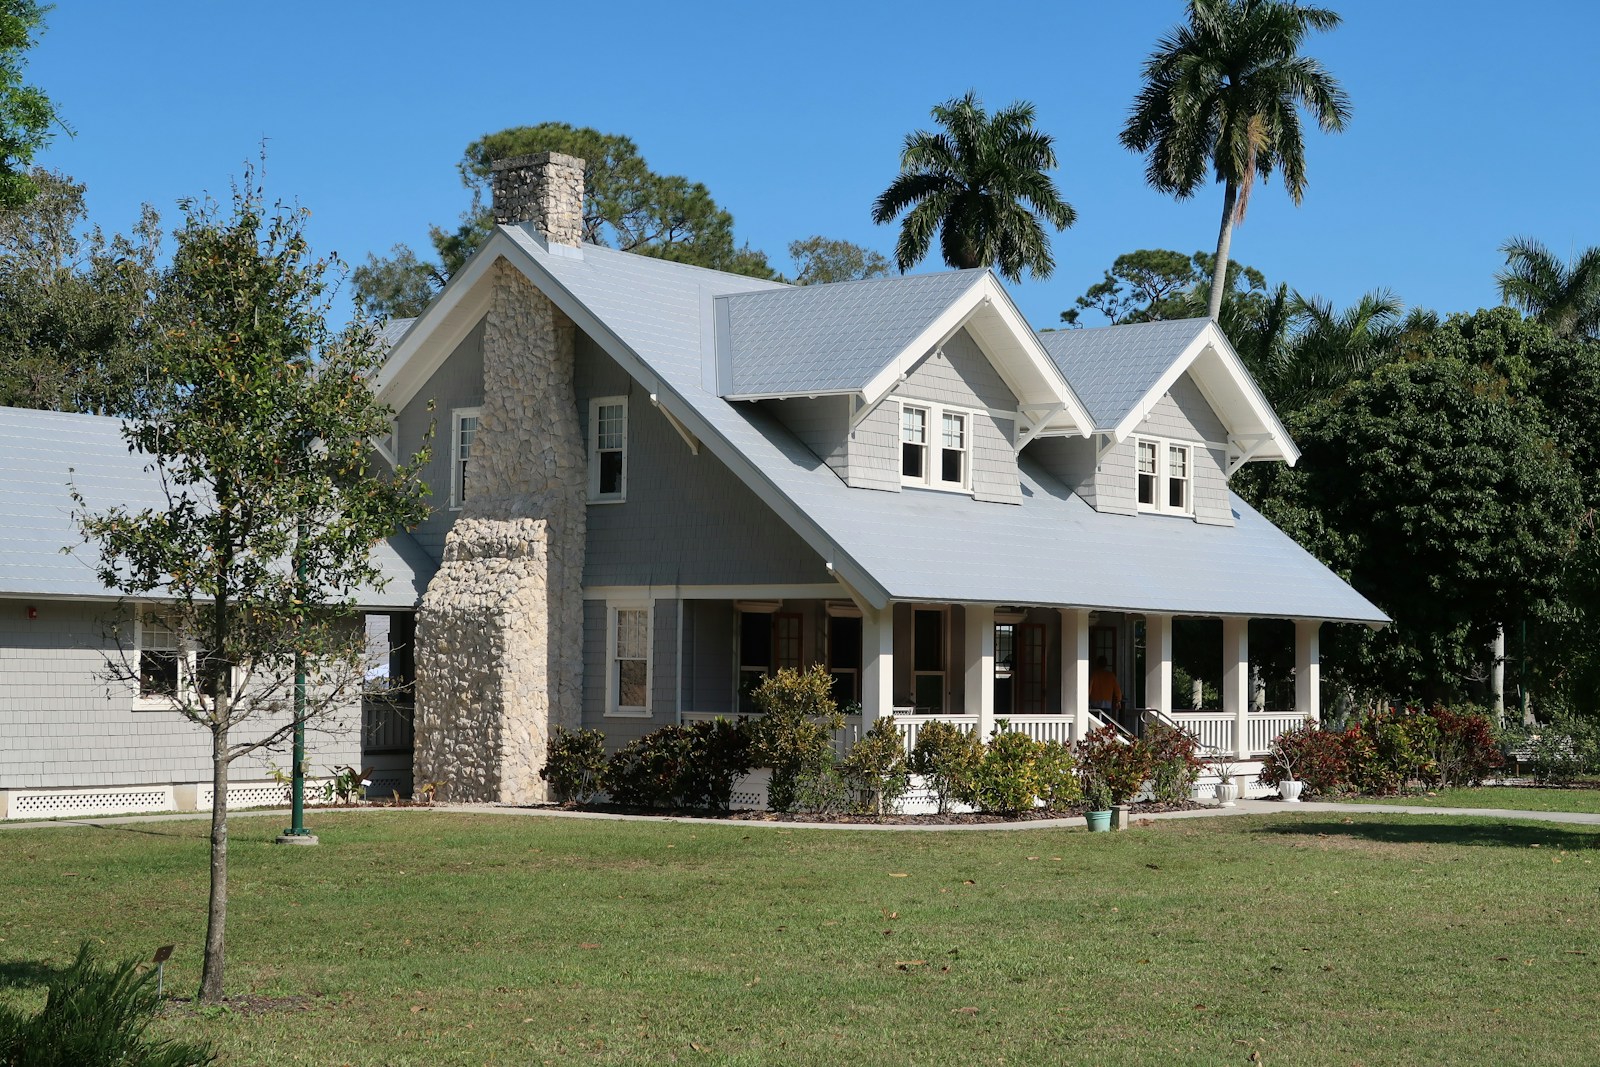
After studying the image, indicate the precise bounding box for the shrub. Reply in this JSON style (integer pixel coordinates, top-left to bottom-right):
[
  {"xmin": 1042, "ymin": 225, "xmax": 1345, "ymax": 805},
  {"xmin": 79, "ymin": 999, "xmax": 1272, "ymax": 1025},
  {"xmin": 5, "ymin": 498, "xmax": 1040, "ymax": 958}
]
[
  {"xmin": 1349, "ymin": 706, "xmax": 1439, "ymax": 794},
  {"xmin": 606, "ymin": 720, "xmax": 753, "ymax": 811},
  {"xmin": 748, "ymin": 666, "xmax": 844, "ymax": 812},
  {"xmin": 958, "ymin": 728, "xmax": 1045, "ymax": 815},
  {"xmin": 0, "ymin": 942, "xmax": 215, "ymax": 1066},
  {"xmin": 840, "ymin": 715, "xmax": 911, "ymax": 815},
  {"xmin": 1423, "ymin": 705, "xmax": 1503, "ymax": 788},
  {"xmin": 1035, "ymin": 740, "xmax": 1082, "ymax": 812},
  {"xmin": 540, "ymin": 727, "xmax": 608, "ymax": 804},
  {"xmin": 1144, "ymin": 722, "xmax": 1205, "ymax": 803},
  {"xmin": 1519, "ymin": 716, "xmax": 1600, "ymax": 785},
  {"xmin": 1076, "ymin": 725, "xmax": 1152, "ymax": 806},
  {"xmin": 1260, "ymin": 721, "xmax": 1351, "ymax": 796},
  {"xmin": 907, "ymin": 719, "xmax": 982, "ymax": 814},
  {"xmin": 790, "ymin": 760, "xmax": 855, "ymax": 815}
]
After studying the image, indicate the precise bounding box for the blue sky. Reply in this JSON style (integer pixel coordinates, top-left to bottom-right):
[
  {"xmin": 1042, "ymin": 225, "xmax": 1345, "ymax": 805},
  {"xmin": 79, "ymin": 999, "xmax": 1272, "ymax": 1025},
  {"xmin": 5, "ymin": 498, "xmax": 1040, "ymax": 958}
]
[{"xmin": 25, "ymin": 1, "xmax": 1600, "ymax": 330}]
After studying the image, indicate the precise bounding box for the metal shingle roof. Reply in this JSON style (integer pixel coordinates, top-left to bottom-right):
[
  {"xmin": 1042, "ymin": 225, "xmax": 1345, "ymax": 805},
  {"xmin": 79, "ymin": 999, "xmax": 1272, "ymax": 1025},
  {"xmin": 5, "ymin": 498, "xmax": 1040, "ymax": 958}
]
[
  {"xmin": 503, "ymin": 231, "xmax": 1384, "ymax": 623},
  {"xmin": 0, "ymin": 406, "xmax": 433, "ymax": 607},
  {"xmin": 720, "ymin": 271, "xmax": 986, "ymax": 396},
  {"xmin": 1037, "ymin": 318, "xmax": 1211, "ymax": 431}
]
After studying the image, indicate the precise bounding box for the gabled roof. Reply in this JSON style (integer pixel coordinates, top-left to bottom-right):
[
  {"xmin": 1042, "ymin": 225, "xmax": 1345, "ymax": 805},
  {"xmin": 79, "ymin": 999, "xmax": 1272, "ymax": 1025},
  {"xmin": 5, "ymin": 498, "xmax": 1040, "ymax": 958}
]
[
  {"xmin": 0, "ymin": 406, "xmax": 433, "ymax": 607},
  {"xmin": 714, "ymin": 270, "xmax": 1091, "ymax": 436},
  {"xmin": 1038, "ymin": 318, "xmax": 1299, "ymax": 467},
  {"xmin": 373, "ymin": 227, "xmax": 1383, "ymax": 624}
]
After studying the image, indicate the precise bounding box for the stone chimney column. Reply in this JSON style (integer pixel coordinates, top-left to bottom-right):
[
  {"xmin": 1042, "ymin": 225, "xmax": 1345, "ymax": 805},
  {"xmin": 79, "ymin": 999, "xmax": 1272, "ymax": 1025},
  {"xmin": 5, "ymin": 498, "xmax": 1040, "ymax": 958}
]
[
  {"xmin": 413, "ymin": 155, "xmax": 590, "ymax": 805},
  {"xmin": 490, "ymin": 152, "xmax": 585, "ymax": 247}
]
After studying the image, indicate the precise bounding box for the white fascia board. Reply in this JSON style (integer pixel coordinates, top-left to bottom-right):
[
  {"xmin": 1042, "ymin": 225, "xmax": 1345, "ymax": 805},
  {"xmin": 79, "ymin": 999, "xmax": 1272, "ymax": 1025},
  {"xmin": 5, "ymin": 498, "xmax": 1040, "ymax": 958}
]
[
  {"xmin": 495, "ymin": 230, "xmax": 892, "ymax": 610},
  {"xmin": 975, "ymin": 274, "xmax": 1093, "ymax": 436},
  {"xmin": 721, "ymin": 388, "xmax": 861, "ymax": 402},
  {"xmin": 1106, "ymin": 322, "xmax": 1299, "ymax": 467},
  {"xmin": 371, "ymin": 230, "xmax": 508, "ymax": 410},
  {"xmin": 856, "ymin": 277, "xmax": 988, "ymax": 406}
]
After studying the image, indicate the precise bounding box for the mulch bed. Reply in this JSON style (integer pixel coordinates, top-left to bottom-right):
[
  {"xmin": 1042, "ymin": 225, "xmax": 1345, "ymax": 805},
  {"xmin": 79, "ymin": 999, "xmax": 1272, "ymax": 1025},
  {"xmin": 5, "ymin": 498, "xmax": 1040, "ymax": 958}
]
[
  {"xmin": 549, "ymin": 799, "xmax": 1208, "ymax": 824},
  {"xmin": 161, "ymin": 993, "xmax": 320, "ymax": 1018}
]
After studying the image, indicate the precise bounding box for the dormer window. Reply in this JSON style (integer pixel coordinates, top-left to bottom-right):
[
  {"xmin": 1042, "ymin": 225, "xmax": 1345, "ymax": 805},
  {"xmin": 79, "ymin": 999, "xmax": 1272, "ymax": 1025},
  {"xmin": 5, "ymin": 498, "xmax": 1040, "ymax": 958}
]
[
  {"xmin": 1135, "ymin": 436, "xmax": 1193, "ymax": 516},
  {"xmin": 900, "ymin": 401, "xmax": 972, "ymax": 492}
]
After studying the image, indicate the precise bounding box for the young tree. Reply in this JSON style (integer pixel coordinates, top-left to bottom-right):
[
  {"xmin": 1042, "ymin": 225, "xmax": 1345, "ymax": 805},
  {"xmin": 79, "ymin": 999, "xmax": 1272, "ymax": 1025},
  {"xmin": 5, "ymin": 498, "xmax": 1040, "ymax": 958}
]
[
  {"xmin": 1121, "ymin": 0, "xmax": 1350, "ymax": 321},
  {"xmin": 73, "ymin": 166, "xmax": 431, "ymax": 1001},
  {"xmin": 0, "ymin": 0, "xmax": 62, "ymax": 208},
  {"xmin": 871, "ymin": 91, "xmax": 1076, "ymax": 282},
  {"xmin": 786, "ymin": 235, "xmax": 890, "ymax": 285}
]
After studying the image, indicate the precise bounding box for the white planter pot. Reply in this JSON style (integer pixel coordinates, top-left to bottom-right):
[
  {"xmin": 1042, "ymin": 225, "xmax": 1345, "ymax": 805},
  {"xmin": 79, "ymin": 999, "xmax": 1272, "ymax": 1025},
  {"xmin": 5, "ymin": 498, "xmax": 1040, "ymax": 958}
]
[
  {"xmin": 1214, "ymin": 781, "xmax": 1239, "ymax": 807},
  {"xmin": 1279, "ymin": 779, "xmax": 1304, "ymax": 803}
]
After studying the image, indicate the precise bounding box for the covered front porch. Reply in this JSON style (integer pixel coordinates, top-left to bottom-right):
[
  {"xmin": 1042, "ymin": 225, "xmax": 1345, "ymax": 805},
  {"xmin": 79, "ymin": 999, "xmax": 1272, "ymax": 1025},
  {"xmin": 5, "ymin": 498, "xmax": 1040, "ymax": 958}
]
[{"xmin": 678, "ymin": 595, "xmax": 1325, "ymax": 759}]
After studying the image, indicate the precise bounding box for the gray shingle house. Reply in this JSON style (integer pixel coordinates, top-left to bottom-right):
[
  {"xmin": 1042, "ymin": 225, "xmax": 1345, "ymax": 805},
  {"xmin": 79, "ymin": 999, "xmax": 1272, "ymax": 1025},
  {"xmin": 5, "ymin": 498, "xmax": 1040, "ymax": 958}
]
[
  {"xmin": 0, "ymin": 151, "xmax": 1385, "ymax": 817},
  {"xmin": 378, "ymin": 153, "xmax": 1384, "ymax": 805}
]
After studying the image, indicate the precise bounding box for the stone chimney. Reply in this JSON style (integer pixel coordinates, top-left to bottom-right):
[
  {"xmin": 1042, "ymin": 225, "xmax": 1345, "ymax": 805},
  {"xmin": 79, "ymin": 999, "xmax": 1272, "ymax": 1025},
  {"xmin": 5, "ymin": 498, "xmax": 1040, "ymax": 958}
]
[{"xmin": 490, "ymin": 152, "xmax": 585, "ymax": 247}]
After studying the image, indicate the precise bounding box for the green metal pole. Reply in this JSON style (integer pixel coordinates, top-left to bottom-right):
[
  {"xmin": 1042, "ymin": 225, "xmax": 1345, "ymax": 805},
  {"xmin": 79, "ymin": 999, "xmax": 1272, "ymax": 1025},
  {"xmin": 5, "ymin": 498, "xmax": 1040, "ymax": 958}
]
[{"xmin": 278, "ymin": 515, "xmax": 317, "ymax": 845}]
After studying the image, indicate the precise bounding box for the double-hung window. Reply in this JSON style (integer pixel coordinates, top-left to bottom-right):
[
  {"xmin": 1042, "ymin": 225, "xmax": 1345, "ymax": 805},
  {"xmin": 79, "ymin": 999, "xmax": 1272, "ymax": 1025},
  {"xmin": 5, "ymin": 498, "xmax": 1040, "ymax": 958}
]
[
  {"xmin": 608, "ymin": 603, "xmax": 650, "ymax": 716},
  {"xmin": 134, "ymin": 608, "xmax": 238, "ymax": 709},
  {"xmin": 1134, "ymin": 436, "xmax": 1194, "ymax": 516},
  {"xmin": 589, "ymin": 397, "xmax": 628, "ymax": 502},
  {"xmin": 900, "ymin": 401, "xmax": 973, "ymax": 492},
  {"xmin": 450, "ymin": 407, "xmax": 481, "ymax": 510}
]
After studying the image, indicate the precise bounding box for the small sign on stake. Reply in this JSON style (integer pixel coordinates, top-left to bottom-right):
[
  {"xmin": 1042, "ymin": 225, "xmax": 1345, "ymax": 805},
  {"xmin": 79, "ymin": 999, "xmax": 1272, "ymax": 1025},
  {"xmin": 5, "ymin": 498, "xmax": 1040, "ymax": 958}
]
[{"xmin": 152, "ymin": 945, "xmax": 175, "ymax": 997}]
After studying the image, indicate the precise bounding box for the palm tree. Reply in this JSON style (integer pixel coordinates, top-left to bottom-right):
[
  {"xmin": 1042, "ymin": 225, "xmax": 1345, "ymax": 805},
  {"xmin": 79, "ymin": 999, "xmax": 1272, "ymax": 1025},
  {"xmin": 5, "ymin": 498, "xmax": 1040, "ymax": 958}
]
[
  {"xmin": 871, "ymin": 91, "xmax": 1076, "ymax": 282},
  {"xmin": 1497, "ymin": 236, "xmax": 1600, "ymax": 340},
  {"xmin": 1263, "ymin": 289, "xmax": 1404, "ymax": 409},
  {"xmin": 1121, "ymin": 0, "xmax": 1351, "ymax": 321}
]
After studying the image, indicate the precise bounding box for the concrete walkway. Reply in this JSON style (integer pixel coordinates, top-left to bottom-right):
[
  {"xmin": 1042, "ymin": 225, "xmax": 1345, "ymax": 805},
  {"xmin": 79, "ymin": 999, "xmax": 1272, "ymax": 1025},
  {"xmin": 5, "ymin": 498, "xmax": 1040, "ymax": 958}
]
[{"xmin": 5, "ymin": 797, "xmax": 1600, "ymax": 833}]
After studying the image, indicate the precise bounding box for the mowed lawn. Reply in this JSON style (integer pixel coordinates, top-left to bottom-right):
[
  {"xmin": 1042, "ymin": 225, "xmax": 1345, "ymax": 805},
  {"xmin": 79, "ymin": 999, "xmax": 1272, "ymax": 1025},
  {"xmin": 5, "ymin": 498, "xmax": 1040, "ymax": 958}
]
[
  {"xmin": 1341, "ymin": 785, "xmax": 1600, "ymax": 814},
  {"xmin": 1, "ymin": 811, "xmax": 1597, "ymax": 1066}
]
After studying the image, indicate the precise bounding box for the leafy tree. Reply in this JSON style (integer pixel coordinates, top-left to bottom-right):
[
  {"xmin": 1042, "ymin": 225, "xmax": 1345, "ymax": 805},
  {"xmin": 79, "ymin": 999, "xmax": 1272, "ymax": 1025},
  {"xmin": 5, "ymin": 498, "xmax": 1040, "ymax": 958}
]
[
  {"xmin": 73, "ymin": 165, "xmax": 431, "ymax": 1001},
  {"xmin": 871, "ymin": 90, "xmax": 1076, "ymax": 282},
  {"xmin": 353, "ymin": 122, "xmax": 774, "ymax": 318},
  {"xmin": 1243, "ymin": 312, "xmax": 1582, "ymax": 701},
  {"xmin": 786, "ymin": 235, "xmax": 890, "ymax": 285},
  {"xmin": 0, "ymin": 169, "xmax": 161, "ymax": 414},
  {"xmin": 1496, "ymin": 235, "xmax": 1600, "ymax": 341},
  {"xmin": 1121, "ymin": 0, "xmax": 1351, "ymax": 321},
  {"xmin": 0, "ymin": 0, "xmax": 62, "ymax": 208},
  {"xmin": 1061, "ymin": 248, "xmax": 1196, "ymax": 325}
]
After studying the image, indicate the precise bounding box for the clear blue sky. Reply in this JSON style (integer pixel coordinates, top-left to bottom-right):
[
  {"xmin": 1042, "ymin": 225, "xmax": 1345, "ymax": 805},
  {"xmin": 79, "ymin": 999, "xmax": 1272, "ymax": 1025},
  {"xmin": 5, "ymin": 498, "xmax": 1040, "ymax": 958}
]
[{"xmin": 25, "ymin": 1, "xmax": 1600, "ymax": 329}]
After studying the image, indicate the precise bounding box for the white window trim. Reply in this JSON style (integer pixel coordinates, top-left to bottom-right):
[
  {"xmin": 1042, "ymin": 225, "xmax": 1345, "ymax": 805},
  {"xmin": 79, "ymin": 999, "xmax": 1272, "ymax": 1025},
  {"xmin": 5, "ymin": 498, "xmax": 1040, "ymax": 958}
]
[
  {"xmin": 1134, "ymin": 435, "xmax": 1195, "ymax": 516},
  {"xmin": 898, "ymin": 399, "xmax": 975, "ymax": 493},
  {"xmin": 131, "ymin": 608, "xmax": 242, "ymax": 712},
  {"xmin": 588, "ymin": 396, "xmax": 629, "ymax": 504},
  {"xmin": 606, "ymin": 601, "xmax": 652, "ymax": 718},
  {"xmin": 449, "ymin": 406, "xmax": 482, "ymax": 511}
]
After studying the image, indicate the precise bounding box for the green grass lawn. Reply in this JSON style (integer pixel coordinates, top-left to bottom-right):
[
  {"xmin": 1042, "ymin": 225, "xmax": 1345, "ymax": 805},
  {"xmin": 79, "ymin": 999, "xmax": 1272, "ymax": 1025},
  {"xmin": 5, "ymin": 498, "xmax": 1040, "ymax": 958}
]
[
  {"xmin": 1340, "ymin": 785, "xmax": 1600, "ymax": 814},
  {"xmin": 2, "ymin": 810, "xmax": 1597, "ymax": 1066}
]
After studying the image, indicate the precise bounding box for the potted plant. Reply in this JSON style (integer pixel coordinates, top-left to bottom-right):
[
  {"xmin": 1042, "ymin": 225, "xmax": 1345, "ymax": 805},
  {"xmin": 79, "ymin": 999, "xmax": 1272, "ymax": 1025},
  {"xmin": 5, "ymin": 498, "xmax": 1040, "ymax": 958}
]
[
  {"xmin": 1210, "ymin": 749, "xmax": 1239, "ymax": 807},
  {"xmin": 1270, "ymin": 737, "xmax": 1303, "ymax": 802},
  {"xmin": 1081, "ymin": 773, "xmax": 1113, "ymax": 832}
]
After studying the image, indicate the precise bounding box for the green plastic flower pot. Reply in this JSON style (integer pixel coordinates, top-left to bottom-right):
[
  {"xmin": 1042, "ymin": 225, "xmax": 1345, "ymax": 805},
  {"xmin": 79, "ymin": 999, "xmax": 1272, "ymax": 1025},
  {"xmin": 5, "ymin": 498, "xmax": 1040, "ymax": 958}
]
[{"xmin": 1085, "ymin": 809, "xmax": 1113, "ymax": 832}]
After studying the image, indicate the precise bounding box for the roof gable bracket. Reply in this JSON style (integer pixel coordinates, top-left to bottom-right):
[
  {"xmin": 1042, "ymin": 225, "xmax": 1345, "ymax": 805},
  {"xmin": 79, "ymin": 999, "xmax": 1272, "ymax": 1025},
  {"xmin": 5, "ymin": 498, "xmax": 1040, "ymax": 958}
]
[
  {"xmin": 650, "ymin": 393, "xmax": 701, "ymax": 456},
  {"xmin": 1226, "ymin": 433, "xmax": 1273, "ymax": 477},
  {"xmin": 1015, "ymin": 402, "xmax": 1064, "ymax": 443},
  {"xmin": 849, "ymin": 392, "xmax": 890, "ymax": 432},
  {"xmin": 370, "ymin": 420, "xmax": 398, "ymax": 469},
  {"xmin": 1096, "ymin": 431, "xmax": 1117, "ymax": 464}
]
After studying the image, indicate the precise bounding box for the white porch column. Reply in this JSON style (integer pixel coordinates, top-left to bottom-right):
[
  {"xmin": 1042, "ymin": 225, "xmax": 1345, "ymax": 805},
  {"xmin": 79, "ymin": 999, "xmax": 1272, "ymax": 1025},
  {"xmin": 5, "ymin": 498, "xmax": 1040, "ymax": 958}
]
[
  {"xmin": 1061, "ymin": 608, "xmax": 1090, "ymax": 741},
  {"xmin": 862, "ymin": 605, "xmax": 895, "ymax": 724},
  {"xmin": 1223, "ymin": 617, "xmax": 1250, "ymax": 759},
  {"xmin": 1295, "ymin": 620, "xmax": 1321, "ymax": 724},
  {"xmin": 964, "ymin": 604, "xmax": 996, "ymax": 741},
  {"xmin": 1145, "ymin": 613, "xmax": 1173, "ymax": 716}
]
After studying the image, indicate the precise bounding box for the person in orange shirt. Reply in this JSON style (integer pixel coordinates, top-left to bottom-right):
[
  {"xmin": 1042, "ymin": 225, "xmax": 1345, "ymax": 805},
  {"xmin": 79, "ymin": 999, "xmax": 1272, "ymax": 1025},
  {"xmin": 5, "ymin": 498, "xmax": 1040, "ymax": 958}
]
[{"xmin": 1089, "ymin": 656, "xmax": 1122, "ymax": 712}]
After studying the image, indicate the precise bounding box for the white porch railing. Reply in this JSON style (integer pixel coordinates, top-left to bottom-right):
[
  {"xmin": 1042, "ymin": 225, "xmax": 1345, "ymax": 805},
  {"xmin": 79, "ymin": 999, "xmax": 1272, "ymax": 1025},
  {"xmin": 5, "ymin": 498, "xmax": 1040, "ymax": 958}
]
[
  {"xmin": 1168, "ymin": 712, "xmax": 1234, "ymax": 754},
  {"xmin": 1247, "ymin": 712, "xmax": 1307, "ymax": 755},
  {"xmin": 1166, "ymin": 710, "xmax": 1306, "ymax": 756},
  {"xmin": 1001, "ymin": 714, "xmax": 1077, "ymax": 746},
  {"xmin": 895, "ymin": 714, "xmax": 978, "ymax": 754}
]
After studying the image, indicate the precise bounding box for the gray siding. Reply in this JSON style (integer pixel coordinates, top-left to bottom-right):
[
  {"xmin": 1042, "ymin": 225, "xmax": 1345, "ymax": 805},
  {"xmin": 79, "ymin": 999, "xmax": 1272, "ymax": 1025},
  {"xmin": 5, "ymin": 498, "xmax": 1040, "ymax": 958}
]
[
  {"xmin": 845, "ymin": 399, "xmax": 900, "ymax": 492},
  {"xmin": 1094, "ymin": 437, "xmax": 1140, "ymax": 515},
  {"xmin": 681, "ymin": 599, "xmax": 735, "ymax": 716},
  {"xmin": 579, "ymin": 596, "xmax": 678, "ymax": 752},
  {"xmin": 770, "ymin": 395, "xmax": 850, "ymax": 483},
  {"xmin": 1024, "ymin": 436, "xmax": 1112, "ymax": 512},
  {"xmin": 575, "ymin": 333, "xmax": 832, "ymax": 587},
  {"xmin": 890, "ymin": 329, "xmax": 1021, "ymax": 505},
  {"xmin": 0, "ymin": 599, "xmax": 359, "ymax": 791},
  {"xmin": 395, "ymin": 320, "xmax": 486, "ymax": 562}
]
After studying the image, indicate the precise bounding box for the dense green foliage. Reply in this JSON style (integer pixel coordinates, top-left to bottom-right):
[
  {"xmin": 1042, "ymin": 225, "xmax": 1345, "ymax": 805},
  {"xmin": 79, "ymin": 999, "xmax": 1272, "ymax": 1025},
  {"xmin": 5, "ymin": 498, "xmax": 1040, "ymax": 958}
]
[
  {"xmin": 0, "ymin": 1, "xmax": 59, "ymax": 209},
  {"xmin": 539, "ymin": 726, "xmax": 609, "ymax": 804},
  {"xmin": 1121, "ymin": 0, "xmax": 1350, "ymax": 320},
  {"xmin": 604, "ymin": 720, "xmax": 753, "ymax": 811},
  {"xmin": 1076, "ymin": 725, "xmax": 1153, "ymax": 806},
  {"xmin": 786, "ymin": 235, "xmax": 890, "ymax": 285},
  {"xmin": 906, "ymin": 718, "xmax": 982, "ymax": 814},
  {"xmin": 872, "ymin": 91, "xmax": 1075, "ymax": 282},
  {"xmin": 748, "ymin": 666, "xmax": 844, "ymax": 812},
  {"xmin": 839, "ymin": 715, "xmax": 911, "ymax": 814},
  {"xmin": 0, "ymin": 942, "xmax": 214, "ymax": 1066},
  {"xmin": 1496, "ymin": 236, "xmax": 1600, "ymax": 341},
  {"xmin": 1260, "ymin": 707, "xmax": 1503, "ymax": 795}
]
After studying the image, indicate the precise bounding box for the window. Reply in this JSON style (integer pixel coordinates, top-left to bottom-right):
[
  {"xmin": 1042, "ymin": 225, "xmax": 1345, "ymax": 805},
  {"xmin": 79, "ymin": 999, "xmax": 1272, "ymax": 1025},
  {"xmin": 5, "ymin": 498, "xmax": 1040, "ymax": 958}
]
[
  {"xmin": 608, "ymin": 604, "xmax": 650, "ymax": 716},
  {"xmin": 134, "ymin": 608, "xmax": 238, "ymax": 709},
  {"xmin": 1134, "ymin": 436, "xmax": 1194, "ymax": 515},
  {"xmin": 737, "ymin": 610, "xmax": 803, "ymax": 713},
  {"xmin": 827, "ymin": 614, "xmax": 862, "ymax": 707},
  {"xmin": 589, "ymin": 396, "xmax": 628, "ymax": 502},
  {"xmin": 450, "ymin": 407, "xmax": 481, "ymax": 509},
  {"xmin": 900, "ymin": 401, "xmax": 974, "ymax": 491}
]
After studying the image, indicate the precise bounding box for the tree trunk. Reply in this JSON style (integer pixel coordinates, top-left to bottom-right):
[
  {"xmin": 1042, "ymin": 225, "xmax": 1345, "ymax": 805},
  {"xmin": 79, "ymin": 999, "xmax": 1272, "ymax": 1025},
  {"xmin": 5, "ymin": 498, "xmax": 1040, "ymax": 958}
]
[
  {"xmin": 1208, "ymin": 180, "xmax": 1239, "ymax": 323},
  {"xmin": 199, "ymin": 722, "xmax": 229, "ymax": 1002}
]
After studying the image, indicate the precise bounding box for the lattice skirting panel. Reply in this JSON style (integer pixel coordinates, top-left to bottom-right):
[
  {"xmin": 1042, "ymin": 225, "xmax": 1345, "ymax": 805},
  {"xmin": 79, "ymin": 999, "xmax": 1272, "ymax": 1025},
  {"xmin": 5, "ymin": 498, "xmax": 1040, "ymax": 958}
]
[
  {"xmin": 2, "ymin": 785, "xmax": 176, "ymax": 820},
  {"xmin": 198, "ymin": 780, "xmax": 333, "ymax": 811}
]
